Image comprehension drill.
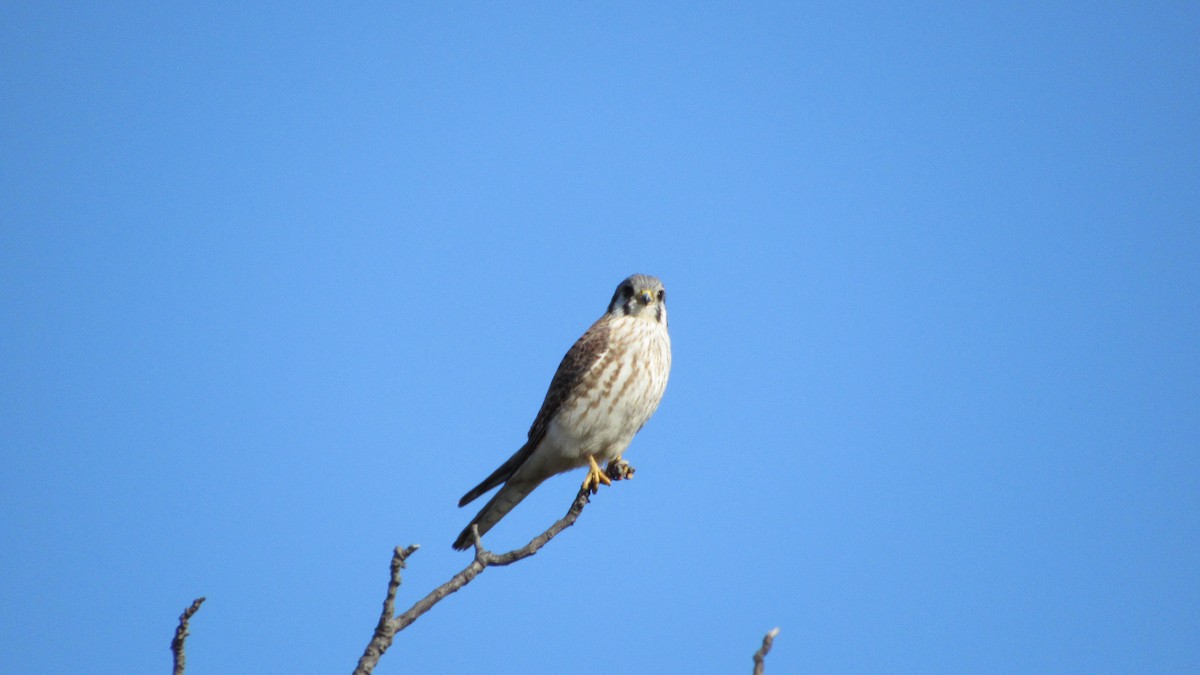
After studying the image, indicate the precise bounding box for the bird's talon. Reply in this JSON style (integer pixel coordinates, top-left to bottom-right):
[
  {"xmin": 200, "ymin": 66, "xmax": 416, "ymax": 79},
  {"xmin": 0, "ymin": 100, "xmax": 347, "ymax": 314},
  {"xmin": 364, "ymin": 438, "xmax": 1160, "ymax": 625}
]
[
  {"xmin": 583, "ymin": 456, "xmax": 612, "ymax": 494},
  {"xmin": 605, "ymin": 460, "xmax": 636, "ymax": 481}
]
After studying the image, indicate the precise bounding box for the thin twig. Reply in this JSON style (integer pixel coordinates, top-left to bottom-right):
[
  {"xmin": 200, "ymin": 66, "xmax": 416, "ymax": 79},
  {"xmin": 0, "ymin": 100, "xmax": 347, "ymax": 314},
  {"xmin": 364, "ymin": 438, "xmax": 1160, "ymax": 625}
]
[
  {"xmin": 752, "ymin": 627, "xmax": 780, "ymax": 675},
  {"xmin": 170, "ymin": 597, "xmax": 206, "ymax": 675},
  {"xmin": 353, "ymin": 486, "xmax": 593, "ymax": 674},
  {"xmin": 352, "ymin": 545, "xmax": 419, "ymax": 675}
]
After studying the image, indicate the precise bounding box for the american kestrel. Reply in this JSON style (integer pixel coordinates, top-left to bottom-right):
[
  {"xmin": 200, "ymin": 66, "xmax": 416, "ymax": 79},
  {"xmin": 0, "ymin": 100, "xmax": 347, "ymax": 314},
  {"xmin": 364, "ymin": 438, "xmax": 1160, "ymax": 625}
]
[{"xmin": 453, "ymin": 274, "xmax": 672, "ymax": 550}]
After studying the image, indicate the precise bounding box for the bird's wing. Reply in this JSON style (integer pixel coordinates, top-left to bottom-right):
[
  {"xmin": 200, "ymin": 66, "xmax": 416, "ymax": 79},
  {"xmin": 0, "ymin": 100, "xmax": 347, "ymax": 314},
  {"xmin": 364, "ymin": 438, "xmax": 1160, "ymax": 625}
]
[
  {"xmin": 523, "ymin": 318, "xmax": 611, "ymax": 460},
  {"xmin": 457, "ymin": 317, "xmax": 610, "ymax": 507}
]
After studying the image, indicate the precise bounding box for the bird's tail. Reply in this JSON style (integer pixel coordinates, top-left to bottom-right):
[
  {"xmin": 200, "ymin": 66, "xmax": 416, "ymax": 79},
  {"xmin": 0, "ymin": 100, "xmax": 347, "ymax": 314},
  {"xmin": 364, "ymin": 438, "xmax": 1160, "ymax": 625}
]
[
  {"xmin": 452, "ymin": 478, "xmax": 542, "ymax": 550},
  {"xmin": 458, "ymin": 442, "xmax": 532, "ymax": 508}
]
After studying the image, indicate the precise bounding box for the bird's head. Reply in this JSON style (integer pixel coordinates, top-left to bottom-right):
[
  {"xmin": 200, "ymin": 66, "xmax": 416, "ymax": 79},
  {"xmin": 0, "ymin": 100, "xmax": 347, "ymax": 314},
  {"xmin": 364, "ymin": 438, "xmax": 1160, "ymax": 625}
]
[{"xmin": 607, "ymin": 274, "xmax": 667, "ymax": 325}]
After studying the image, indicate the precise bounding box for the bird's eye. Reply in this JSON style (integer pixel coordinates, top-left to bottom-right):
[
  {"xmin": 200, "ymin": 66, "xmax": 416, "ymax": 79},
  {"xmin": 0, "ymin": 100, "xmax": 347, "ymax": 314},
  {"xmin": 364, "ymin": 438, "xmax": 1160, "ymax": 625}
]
[
  {"xmin": 657, "ymin": 289, "xmax": 666, "ymax": 302},
  {"xmin": 622, "ymin": 284, "xmax": 633, "ymax": 297}
]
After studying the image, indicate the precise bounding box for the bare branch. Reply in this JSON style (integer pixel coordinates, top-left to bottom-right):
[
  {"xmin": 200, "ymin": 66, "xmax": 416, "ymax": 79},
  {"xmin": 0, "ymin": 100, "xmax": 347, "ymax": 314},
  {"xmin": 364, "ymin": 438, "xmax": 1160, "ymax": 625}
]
[
  {"xmin": 752, "ymin": 627, "xmax": 780, "ymax": 675},
  {"xmin": 352, "ymin": 545, "xmax": 419, "ymax": 675},
  {"xmin": 395, "ymin": 487, "xmax": 590, "ymax": 630},
  {"xmin": 353, "ymin": 486, "xmax": 594, "ymax": 674},
  {"xmin": 475, "ymin": 487, "xmax": 591, "ymax": 567},
  {"xmin": 170, "ymin": 596, "xmax": 206, "ymax": 675}
]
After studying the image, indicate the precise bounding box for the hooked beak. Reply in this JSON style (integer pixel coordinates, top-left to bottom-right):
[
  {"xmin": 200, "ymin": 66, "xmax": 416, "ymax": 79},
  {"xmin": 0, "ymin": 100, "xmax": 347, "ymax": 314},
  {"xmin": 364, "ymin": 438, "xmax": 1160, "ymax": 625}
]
[{"xmin": 638, "ymin": 289, "xmax": 654, "ymax": 304}]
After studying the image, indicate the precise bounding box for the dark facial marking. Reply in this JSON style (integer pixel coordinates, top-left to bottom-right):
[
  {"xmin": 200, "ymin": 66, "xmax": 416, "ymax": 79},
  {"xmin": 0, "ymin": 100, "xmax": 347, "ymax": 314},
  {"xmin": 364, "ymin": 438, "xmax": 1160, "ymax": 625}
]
[{"xmin": 608, "ymin": 282, "xmax": 632, "ymax": 313}]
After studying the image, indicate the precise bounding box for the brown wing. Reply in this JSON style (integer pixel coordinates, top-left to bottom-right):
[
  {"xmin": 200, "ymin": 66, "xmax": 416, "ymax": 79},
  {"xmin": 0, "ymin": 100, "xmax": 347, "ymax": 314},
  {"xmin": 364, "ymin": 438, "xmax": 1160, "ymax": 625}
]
[{"xmin": 457, "ymin": 316, "xmax": 611, "ymax": 507}]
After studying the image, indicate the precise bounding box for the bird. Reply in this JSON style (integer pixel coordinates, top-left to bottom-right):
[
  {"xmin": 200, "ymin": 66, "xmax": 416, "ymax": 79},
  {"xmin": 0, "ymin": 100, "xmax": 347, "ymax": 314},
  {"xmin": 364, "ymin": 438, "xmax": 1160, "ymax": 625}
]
[{"xmin": 453, "ymin": 274, "xmax": 672, "ymax": 550}]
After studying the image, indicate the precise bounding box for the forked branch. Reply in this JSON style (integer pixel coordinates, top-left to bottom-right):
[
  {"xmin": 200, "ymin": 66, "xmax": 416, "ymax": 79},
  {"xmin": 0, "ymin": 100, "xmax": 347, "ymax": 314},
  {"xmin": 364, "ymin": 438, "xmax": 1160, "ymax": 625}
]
[{"xmin": 352, "ymin": 487, "xmax": 593, "ymax": 674}]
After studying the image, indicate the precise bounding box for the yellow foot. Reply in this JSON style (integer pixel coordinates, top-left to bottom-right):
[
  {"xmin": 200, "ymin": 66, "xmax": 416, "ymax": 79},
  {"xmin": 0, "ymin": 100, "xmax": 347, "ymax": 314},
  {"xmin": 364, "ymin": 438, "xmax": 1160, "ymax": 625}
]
[
  {"xmin": 605, "ymin": 459, "xmax": 635, "ymax": 481},
  {"xmin": 582, "ymin": 455, "xmax": 612, "ymax": 495}
]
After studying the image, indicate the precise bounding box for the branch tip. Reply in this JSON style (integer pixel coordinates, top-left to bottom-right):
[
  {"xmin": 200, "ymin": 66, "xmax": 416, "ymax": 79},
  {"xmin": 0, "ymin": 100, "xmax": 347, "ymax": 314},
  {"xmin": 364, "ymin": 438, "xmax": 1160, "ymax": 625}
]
[
  {"xmin": 393, "ymin": 544, "xmax": 419, "ymax": 567},
  {"xmin": 469, "ymin": 524, "xmax": 489, "ymax": 560},
  {"xmin": 752, "ymin": 626, "xmax": 779, "ymax": 675},
  {"xmin": 171, "ymin": 596, "xmax": 206, "ymax": 675}
]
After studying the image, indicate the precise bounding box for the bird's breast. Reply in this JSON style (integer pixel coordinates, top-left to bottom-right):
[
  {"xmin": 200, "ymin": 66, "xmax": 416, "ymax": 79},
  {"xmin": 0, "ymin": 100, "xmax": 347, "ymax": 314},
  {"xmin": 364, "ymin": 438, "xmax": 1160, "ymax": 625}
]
[{"xmin": 548, "ymin": 317, "xmax": 671, "ymax": 462}]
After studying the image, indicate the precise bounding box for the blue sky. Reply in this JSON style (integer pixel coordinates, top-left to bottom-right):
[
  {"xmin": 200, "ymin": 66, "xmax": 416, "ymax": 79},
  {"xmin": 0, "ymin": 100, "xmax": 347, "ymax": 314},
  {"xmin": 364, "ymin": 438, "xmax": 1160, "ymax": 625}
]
[{"xmin": 2, "ymin": 2, "xmax": 1197, "ymax": 673}]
